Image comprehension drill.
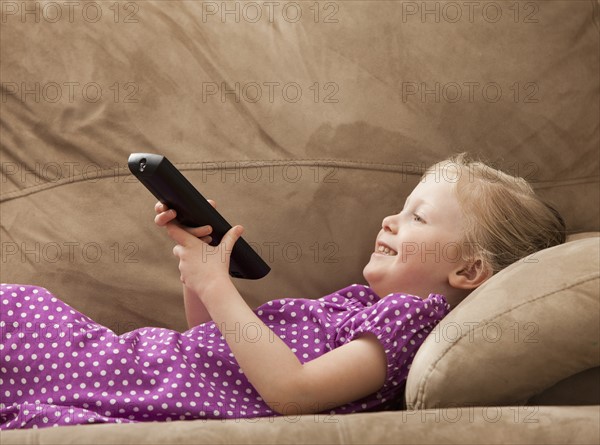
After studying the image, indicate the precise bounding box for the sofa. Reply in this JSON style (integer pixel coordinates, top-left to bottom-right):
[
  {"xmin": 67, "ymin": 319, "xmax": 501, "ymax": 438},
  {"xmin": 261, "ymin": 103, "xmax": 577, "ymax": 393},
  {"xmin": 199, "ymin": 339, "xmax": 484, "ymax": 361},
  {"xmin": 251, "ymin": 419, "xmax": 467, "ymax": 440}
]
[{"xmin": 1, "ymin": 0, "xmax": 599, "ymax": 443}]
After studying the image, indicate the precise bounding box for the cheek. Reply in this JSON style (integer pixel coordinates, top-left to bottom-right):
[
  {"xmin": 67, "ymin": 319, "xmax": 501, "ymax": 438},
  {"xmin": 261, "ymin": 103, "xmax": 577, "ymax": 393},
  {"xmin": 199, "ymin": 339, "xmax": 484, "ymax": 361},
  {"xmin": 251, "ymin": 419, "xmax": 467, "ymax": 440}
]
[
  {"xmin": 398, "ymin": 243, "xmax": 419, "ymax": 260},
  {"xmin": 441, "ymin": 242, "xmax": 463, "ymax": 264}
]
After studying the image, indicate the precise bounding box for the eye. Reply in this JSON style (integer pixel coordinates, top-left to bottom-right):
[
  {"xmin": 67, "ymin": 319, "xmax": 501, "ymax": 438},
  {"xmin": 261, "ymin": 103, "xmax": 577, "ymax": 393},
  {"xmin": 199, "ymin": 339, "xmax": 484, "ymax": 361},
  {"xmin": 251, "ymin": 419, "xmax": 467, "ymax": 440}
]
[{"xmin": 413, "ymin": 213, "xmax": 425, "ymax": 223}]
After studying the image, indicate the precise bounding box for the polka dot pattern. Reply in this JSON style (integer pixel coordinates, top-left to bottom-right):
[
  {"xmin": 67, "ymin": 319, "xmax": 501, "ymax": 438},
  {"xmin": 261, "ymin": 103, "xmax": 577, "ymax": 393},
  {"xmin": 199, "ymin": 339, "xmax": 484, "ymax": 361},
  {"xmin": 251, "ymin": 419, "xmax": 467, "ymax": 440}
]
[{"xmin": 0, "ymin": 283, "xmax": 449, "ymax": 429}]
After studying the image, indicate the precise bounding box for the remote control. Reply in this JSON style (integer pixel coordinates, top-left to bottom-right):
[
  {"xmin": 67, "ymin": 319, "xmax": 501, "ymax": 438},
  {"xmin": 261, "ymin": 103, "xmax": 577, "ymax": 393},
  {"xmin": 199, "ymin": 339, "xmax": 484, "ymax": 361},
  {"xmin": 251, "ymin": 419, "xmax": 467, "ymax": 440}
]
[{"xmin": 128, "ymin": 153, "xmax": 270, "ymax": 280}]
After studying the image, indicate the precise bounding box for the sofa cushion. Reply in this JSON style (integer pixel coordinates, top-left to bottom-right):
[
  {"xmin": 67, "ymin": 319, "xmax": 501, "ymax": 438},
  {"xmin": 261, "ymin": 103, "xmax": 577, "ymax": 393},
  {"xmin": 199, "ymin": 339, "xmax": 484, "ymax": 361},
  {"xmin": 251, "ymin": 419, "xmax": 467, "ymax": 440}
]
[
  {"xmin": 1, "ymin": 0, "xmax": 598, "ymax": 334},
  {"xmin": 1, "ymin": 406, "xmax": 599, "ymax": 445},
  {"xmin": 405, "ymin": 236, "xmax": 600, "ymax": 409}
]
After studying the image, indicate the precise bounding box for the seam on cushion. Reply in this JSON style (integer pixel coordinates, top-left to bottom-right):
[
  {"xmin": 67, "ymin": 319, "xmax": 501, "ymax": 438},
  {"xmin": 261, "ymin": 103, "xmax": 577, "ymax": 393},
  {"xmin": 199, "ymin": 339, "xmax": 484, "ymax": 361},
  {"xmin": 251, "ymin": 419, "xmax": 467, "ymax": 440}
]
[
  {"xmin": 0, "ymin": 158, "xmax": 425, "ymax": 203},
  {"xmin": 2, "ymin": 159, "xmax": 599, "ymax": 203},
  {"xmin": 532, "ymin": 176, "xmax": 600, "ymax": 189},
  {"xmin": 414, "ymin": 272, "xmax": 600, "ymax": 409}
]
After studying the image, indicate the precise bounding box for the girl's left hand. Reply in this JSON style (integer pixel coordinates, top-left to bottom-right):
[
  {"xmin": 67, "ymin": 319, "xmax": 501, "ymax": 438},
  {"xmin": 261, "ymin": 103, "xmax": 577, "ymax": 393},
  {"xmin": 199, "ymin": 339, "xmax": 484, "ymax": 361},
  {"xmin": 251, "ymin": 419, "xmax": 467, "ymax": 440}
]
[{"xmin": 165, "ymin": 222, "xmax": 244, "ymax": 298}]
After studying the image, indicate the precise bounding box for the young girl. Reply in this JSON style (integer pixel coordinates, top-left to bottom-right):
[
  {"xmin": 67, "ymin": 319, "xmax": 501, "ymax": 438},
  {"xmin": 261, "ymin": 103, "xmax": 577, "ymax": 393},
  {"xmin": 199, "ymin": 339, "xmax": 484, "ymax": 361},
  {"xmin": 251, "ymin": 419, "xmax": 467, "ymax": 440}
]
[{"xmin": 0, "ymin": 153, "xmax": 565, "ymax": 429}]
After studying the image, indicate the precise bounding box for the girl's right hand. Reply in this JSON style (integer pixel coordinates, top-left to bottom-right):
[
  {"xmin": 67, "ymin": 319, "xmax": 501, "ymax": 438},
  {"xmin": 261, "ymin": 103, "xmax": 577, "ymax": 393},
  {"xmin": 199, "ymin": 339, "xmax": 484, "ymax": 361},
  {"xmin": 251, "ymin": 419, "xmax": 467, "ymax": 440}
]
[{"xmin": 154, "ymin": 200, "xmax": 216, "ymax": 245}]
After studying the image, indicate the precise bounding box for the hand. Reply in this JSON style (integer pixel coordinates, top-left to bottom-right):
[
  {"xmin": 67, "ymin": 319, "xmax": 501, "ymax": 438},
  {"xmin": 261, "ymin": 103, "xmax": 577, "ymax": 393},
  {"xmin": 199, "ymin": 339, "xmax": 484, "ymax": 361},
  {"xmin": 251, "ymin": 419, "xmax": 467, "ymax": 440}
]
[
  {"xmin": 166, "ymin": 222, "xmax": 244, "ymax": 298},
  {"xmin": 154, "ymin": 200, "xmax": 216, "ymax": 244}
]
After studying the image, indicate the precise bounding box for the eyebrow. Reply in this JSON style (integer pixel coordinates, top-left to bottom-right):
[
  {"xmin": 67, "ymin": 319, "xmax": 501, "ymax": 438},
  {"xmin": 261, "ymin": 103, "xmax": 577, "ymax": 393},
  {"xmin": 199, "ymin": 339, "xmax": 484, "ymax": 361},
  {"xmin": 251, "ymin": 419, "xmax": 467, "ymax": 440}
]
[{"xmin": 404, "ymin": 196, "xmax": 434, "ymax": 209}]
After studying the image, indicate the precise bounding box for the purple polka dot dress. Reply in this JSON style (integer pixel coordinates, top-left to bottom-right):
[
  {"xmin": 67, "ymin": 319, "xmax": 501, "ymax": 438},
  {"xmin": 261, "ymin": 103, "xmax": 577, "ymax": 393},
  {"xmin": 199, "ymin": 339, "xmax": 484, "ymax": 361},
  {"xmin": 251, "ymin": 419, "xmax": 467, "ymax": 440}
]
[{"xmin": 0, "ymin": 283, "xmax": 449, "ymax": 429}]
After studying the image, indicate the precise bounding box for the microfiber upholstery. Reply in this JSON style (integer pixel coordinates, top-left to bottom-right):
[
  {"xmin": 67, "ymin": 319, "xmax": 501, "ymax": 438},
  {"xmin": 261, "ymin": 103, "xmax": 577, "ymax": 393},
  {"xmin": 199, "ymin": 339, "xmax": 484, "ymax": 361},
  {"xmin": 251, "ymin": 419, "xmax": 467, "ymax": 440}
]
[{"xmin": 1, "ymin": 0, "xmax": 599, "ymax": 443}]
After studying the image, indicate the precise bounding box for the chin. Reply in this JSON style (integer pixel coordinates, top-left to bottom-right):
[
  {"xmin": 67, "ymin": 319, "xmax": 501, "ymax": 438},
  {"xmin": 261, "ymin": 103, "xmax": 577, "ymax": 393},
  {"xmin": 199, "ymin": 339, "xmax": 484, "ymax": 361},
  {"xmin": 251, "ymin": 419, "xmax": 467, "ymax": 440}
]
[
  {"xmin": 362, "ymin": 264, "xmax": 374, "ymax": 285},
  {"xmin": 362, "ymin": 267, "xmax": 381, "ymax": 294}
]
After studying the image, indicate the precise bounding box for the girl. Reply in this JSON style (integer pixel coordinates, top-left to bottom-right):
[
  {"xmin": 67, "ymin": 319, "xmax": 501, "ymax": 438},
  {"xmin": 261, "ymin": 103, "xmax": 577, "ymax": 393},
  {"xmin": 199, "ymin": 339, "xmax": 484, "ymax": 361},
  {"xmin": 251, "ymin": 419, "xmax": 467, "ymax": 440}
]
[{"xmin": 0, "ymin": 153, "xmax": 565, "ymax": 429}]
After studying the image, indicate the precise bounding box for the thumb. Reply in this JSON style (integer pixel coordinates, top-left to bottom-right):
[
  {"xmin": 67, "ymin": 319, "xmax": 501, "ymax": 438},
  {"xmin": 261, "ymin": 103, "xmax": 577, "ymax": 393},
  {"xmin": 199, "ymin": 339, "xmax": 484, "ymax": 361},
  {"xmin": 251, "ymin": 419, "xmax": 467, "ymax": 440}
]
[{"xmin": 221, "ymin": 225, "xmax": 244, "ymax": 253}]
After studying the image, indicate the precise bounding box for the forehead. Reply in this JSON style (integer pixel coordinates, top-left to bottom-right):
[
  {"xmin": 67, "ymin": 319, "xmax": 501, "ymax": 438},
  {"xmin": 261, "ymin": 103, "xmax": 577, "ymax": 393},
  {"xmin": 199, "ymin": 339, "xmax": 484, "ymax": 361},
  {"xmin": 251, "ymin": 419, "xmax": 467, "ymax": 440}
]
[{"xmin": 411, "ymin": 172, "xmax": 459, "ymax": 203}]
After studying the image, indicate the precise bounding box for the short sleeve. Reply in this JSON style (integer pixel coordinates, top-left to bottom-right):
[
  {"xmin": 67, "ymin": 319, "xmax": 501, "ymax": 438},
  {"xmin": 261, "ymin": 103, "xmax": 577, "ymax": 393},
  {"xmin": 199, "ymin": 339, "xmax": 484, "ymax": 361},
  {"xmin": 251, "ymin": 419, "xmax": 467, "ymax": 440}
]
[{"xmin": 335, "ymin": 293, "xmax": 450, "ymax": 389}]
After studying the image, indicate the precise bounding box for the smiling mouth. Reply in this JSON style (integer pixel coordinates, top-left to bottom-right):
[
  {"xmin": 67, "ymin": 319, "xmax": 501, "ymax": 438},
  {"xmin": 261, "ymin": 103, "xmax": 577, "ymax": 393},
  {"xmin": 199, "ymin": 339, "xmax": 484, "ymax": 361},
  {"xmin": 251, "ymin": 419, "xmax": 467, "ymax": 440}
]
[{"xmin": 375, "ymin": 243, "xmax": 398, "ymax": 256}]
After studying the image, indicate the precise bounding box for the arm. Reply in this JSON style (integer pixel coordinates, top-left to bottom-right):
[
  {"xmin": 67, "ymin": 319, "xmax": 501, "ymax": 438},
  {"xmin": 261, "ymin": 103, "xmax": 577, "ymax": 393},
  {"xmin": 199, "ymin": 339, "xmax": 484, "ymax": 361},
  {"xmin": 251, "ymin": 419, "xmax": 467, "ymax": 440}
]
[
  {"xmin": 155, "ymin": 200, "xmax": 215, "ymax": 328},
  {"xmin": 166, "ymin": 223, "xmax": 388, "ymax": 414},
  {"xmin": 183, "ymin": 285, "xmax": 211, "ymax": 328}
]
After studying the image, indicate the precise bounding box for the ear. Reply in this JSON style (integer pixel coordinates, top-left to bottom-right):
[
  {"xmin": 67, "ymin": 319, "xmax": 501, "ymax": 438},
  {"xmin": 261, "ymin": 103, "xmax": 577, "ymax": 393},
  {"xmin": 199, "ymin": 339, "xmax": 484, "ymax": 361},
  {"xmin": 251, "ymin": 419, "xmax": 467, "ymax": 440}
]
[{"xmin": 448, "ymin": 258, "xmax": 492, "ymax": 290}]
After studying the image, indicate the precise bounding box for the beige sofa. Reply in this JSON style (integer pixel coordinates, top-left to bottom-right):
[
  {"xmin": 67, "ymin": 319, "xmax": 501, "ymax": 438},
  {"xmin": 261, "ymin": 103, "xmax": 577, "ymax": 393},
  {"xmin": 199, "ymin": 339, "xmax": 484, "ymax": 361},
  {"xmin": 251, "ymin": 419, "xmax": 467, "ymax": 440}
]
[{"xmin": 1, "ymin": 0, "xmax": 599, "ymax": 443}]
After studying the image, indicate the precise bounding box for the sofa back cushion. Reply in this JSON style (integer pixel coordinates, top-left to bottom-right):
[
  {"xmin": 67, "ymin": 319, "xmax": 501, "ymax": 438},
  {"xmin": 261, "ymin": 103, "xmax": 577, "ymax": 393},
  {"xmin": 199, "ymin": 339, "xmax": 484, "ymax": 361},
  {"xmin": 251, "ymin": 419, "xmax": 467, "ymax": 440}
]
[{"xmin": 1, "ymin": 0, "xmax": 598, "ymax": 351}]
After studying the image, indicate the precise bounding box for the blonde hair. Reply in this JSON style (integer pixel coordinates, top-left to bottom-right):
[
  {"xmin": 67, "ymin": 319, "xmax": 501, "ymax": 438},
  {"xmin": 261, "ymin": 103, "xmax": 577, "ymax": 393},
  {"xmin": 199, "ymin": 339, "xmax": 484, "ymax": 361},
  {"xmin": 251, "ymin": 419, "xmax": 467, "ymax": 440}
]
[{"xmin": 425, "ymin": 152, "xmax": 566, "ymax": 275}]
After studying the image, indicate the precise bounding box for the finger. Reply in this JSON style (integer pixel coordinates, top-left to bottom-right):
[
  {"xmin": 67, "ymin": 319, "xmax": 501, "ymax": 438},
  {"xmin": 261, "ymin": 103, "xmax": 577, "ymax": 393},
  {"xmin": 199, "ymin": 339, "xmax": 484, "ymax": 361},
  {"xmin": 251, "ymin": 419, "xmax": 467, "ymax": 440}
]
[
  {"xmin": 166, "ymin": 222, "xmax": 197, "ymax": 247},
  {"xmin": 155, "ymin": 201, "xmax": 168, "ymax": 214},
  {"xmin": 199, "ymin": 235, "xmax": 213, "ymax": 244},
  {"xmin": 154, "ymin": 209, "xmax": 177, "ymax": 226},
  {"xmin": 187, "ymin": 225, "xmax": 212, "ymax": 238},
  {"xmin": 207, "ymin": 199, "xmax": 216, "ymax": 209}
]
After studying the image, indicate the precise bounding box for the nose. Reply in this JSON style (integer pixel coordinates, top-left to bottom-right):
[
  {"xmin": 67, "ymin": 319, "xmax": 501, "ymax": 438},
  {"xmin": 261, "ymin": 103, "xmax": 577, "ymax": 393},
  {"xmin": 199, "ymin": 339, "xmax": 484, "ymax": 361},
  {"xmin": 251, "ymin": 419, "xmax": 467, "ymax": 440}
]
[{"xmin": 382, "ymin": 214, "xmax": 399, "ymax": 233}]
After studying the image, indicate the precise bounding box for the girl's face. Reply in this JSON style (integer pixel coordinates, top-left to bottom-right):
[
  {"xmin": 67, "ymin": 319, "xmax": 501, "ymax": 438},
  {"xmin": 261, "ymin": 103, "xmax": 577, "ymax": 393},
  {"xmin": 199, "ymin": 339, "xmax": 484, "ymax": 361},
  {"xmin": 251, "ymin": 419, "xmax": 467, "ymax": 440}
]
[{"xmin": 363, "ymin": 174, "xmax": 468, "ymax": 299}]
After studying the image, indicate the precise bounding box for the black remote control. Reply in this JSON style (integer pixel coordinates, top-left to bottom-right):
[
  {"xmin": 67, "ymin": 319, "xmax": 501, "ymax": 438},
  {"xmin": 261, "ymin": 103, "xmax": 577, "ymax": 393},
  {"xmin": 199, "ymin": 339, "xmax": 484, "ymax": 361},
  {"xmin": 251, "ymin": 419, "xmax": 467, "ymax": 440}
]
[{"xmin": 128, "ymin": 153, "xmax": 270, "ymax": 280}]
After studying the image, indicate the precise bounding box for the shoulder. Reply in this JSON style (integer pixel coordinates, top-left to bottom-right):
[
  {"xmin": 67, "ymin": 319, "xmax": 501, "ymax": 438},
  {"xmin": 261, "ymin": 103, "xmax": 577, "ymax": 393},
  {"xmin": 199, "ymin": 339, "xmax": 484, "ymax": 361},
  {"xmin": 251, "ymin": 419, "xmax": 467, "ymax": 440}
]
[
  {"xmin": 337, "ymin": 291, "xmax": 450, "ymax": 340},
  {"xmin": 326, "ymin": 283, "xmax": 380, "ymax": 305},
  {"xmin": 329, "ymin": 283, "xmax": 376, "ymax": 297},
  {"xmin": 378, "ymin": 292, "xmax": 450, "ymax": 316},
  {"xmin": 328, "ymin": 285, "xmax": 450, "ymax": 321}
]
